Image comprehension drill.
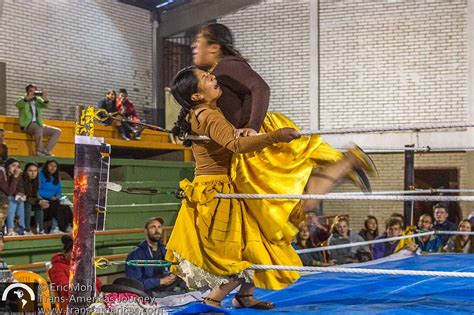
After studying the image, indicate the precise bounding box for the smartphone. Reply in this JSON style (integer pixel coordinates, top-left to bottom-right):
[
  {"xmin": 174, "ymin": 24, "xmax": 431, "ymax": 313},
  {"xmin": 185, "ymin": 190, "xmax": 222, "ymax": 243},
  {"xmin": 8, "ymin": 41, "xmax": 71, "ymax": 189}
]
[{"xmin": 34, "ymin": 90, "xmax": 43, "ymax": 97}]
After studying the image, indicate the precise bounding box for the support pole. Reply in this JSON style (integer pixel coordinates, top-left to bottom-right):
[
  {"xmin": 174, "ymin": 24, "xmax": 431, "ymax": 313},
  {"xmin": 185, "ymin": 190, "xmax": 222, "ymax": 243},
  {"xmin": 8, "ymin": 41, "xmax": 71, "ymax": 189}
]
[
  {"xmin": 68, "ymin": 106, "xmax": 110, "ymax": 314},
  {"xmin": 404, "ymin": 144, "xmax": 415, "ymax": 227}
]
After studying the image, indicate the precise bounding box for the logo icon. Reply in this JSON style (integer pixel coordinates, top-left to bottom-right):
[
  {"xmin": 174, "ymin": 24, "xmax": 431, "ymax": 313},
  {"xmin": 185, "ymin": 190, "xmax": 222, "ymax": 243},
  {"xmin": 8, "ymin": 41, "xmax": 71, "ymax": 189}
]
[{"xmin": 1, "ymin": 283, "xmax": 35, "ymax": 311}]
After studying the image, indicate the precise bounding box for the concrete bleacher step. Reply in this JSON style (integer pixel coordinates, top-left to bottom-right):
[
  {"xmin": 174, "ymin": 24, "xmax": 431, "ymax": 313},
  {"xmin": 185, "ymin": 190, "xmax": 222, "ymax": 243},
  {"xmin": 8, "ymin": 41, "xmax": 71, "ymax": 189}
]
[{"xmin": 0, "ymin": 115, "xmax": 192, "ymax": 160}]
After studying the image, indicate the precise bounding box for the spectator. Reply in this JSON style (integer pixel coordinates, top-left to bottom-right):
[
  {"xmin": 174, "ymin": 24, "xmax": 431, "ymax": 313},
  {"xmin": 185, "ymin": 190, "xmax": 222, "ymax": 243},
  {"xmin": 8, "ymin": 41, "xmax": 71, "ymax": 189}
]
[
  {"xmin": 444, "ymin": 219, "xmax": 474, "ymax": 254},
  {"xmin": 390, "ymin": 212, "xmax": 405, "ymax": 229},
  {"xmin": 49, "ymin": 235, "xmax": 102, "ymax": 312},
  {"xmin": 97, "ymin": 90, "xmax": 132, "ymax": 141},
  {"xmin": 15, "ymin": 84, "xmax": 61, "ymax": 156},
  {"xmin": 327, "ymin": 216, "xmax": 371, "ymax": 264},
  {"xmin": 22, "ymin": 163, "xmax": 49, "ymax": 235},
  {"xmin": 0, "ymin": 196, "xmax": 8, "ymax": 231},
  {"xmin": 359, "ymin": 215, "xmax": 379, "ymax": 241},
  {"xmin": 0, "ymin": 158, "xmax": 25, "ymax": 236},
  {"xmin": 126, "ymin": 217, "xmax": 187, "ymax": 297},
  {"xmin": 415, "ymin": 214, "xmax": 442, "ymax": 253},
  {"xmin": 372, "ymin": 218, "xmax": 416, "ymax": 259},
  {"xmin": 39, "ymin": 160, "xmax": 73, "ymax": 233},
  {"xmin": 116, "ymin": 88, "xmax": 143, "ymax": 140},
  {"xmin": 305, "ymin": 211, "xmax": 330, "ymax": 244},
  {"xmin": 292, "ymin": 222, "xmax": 334, "ymax": 267},
  {"xmin": 433, "ymin": 203, "xmax": 457, "ymax": 245},
  {"xmin": 0, "ymin": 231, "xmax": 13, "ymax": 283},
  {"xmin": 0, "ymin": 129, "xmax": 8, "ymax": 165}
]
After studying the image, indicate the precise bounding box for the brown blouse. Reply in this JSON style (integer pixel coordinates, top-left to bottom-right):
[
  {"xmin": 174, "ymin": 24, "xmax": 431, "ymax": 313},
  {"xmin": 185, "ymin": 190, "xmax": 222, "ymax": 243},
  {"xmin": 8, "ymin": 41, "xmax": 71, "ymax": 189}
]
[
  {"xmin": 190, "ymin": 105, "xmax": 283, "ymax": 176},
  {"xmin": 213, "ymin": 56, "xmax": 270, "ymax": 131}
]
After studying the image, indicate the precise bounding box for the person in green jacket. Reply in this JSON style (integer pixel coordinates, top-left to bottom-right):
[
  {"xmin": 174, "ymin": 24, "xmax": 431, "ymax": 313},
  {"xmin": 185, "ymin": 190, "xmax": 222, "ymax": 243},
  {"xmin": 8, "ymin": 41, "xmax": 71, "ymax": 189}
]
[{"xmin": 15, "ymin": 84, "xmax": 61, "ymax": 156}]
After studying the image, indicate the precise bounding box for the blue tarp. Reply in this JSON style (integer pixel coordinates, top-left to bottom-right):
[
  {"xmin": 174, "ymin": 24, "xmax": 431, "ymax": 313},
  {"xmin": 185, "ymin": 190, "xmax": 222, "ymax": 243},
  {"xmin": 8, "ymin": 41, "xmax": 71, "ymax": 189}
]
[{"xmin": 170, "ymin": 254, "xmax": 474, "ymax": 314}]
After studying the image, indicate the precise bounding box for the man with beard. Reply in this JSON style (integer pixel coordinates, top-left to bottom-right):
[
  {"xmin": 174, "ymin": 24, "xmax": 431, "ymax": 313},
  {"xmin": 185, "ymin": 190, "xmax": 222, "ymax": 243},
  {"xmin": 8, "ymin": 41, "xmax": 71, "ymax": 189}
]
[{"xmin": 125, "ymin": 217, "xmax": 187, "ymax": 297}]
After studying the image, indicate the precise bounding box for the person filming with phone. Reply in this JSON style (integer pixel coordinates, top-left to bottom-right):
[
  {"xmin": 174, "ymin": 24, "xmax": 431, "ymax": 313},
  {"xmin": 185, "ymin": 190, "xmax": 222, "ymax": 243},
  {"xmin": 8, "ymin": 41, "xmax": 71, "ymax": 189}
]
[{"xmin": 15, "ymin": 84, "xmax": 62, "ymax": 156}]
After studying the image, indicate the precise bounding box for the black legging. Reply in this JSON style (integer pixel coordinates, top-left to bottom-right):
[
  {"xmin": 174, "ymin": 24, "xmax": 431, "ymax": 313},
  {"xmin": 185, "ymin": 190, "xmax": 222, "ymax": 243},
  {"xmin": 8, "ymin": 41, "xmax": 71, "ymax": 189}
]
[{"xmin": 44, "ymin": 199, "xmax": 73, "ymax": 232}]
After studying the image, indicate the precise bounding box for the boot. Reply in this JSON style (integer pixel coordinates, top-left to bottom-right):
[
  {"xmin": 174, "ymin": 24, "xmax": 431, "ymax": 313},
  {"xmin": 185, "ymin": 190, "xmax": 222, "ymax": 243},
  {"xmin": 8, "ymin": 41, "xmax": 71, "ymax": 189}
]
[{"xmin": 117, "ymin": 125, "xmax": 130, "ymax": 141}]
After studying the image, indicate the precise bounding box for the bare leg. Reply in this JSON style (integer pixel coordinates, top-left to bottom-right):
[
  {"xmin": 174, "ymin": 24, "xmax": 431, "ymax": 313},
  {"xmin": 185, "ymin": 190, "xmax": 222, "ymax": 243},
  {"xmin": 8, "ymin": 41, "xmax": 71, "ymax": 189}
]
[{"xmin": 204, "ymin": 279, "xmax": 242, "ymax": 307}]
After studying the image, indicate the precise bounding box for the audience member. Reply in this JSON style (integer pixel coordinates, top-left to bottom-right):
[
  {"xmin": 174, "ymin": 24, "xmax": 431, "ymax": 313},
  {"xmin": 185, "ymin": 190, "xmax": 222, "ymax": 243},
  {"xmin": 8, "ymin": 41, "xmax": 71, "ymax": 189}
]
[
  {"xmin": 390, "ymin": 212, "xmax": 405, "ymax": 229},
  {"xmin": 116, "ymin": 88, "xmax": 143, "ymax": 140},
  {"xmin": 126, "ymin": 217, "xmax": 187, "ymax": 297},
  {"xmin": 305, "ymin": 211, "xmax": 330, "ymax": 244},
  {"xmin": 433, "ymin": 203, "xmax": 457, "ymax": 245},
  {"xmin": 49, "ymin": 235, "xmax": 102, "ymax": 312},
  {"xmin": 415, "ymin": 214, "xmax": 442, "ymax": 253},
  {"xmin": 372, "ymin": 218, "xmax": 416, "ymax": 259},
  {"xmin": 327, "ymin": 216, "xmax": 371, "ymax": 264},
  {"xmin": 0, "ymin": 129, "xmax": 8, "ymax": 165},
  {"xmin": 359, "ymin": 215, "xmax": 379, "ymax": 241},
  {"xmin": 22, "ymin": 163, "xmax": 49, "ymax": 235},
  {"xmin": 15, "ymin": 84, "xmax": 61, "ymax": 156},
  {"xmin": 39, "ymin": 160, "xmax": 73, "ymax": 233},
  {"xmin": 444, "ymin": 219, "xmax": 474, "ymax": 254},
  {"xmin": 97, "ymin": 90, "xmax": 133, "ymax": 141},
  {"xmin": 292, "ymin": 222, "xmax": 335, "ymax": 267},
  {"xmin": 0, "ymin": 158, "xmax": 25, "ymax": 236},
  {"xmin": 0, "ymin": 231, "xmax": 13, "ymax": 283},
  {"xmin": 0, "ymin": 196, "xmax": 8, "ymax": 231}
]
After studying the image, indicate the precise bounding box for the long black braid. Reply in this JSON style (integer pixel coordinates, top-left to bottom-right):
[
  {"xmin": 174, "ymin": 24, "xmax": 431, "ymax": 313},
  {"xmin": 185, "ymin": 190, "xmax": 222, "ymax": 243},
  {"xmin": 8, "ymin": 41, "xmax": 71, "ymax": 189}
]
[{"xmin": 171, "ymin": 66, "xmax": 202, "ymax": 147}]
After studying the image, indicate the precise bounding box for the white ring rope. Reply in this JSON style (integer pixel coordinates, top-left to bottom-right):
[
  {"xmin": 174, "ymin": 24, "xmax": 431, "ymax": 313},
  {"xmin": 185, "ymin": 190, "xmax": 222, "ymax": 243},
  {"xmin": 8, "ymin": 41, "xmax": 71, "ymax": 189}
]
[
  {"xmin": 215, "ymin": 193, "xmax": 474, "ymax": 202},
  {"xmin": 185, "ymin": 121, "xmax": 474, "ymax": 140},
  {"xmin": 296, "ymin": 231, "xmax": 474, "ymax": 254},
  {"xmin": 248, "ymin": 264, "xmax": 474, "ymax": 278},
  {"xmin": 328, "ymin": 189, "xmax": 474, "ymax": 195}
]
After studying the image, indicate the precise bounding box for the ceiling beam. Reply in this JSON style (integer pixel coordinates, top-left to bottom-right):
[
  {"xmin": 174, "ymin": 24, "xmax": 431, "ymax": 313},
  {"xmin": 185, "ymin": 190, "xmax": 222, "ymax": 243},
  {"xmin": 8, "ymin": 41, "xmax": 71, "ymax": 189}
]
[{"xmin": 158, "ymin": 0, "xmax": 260, "ymax": 37}]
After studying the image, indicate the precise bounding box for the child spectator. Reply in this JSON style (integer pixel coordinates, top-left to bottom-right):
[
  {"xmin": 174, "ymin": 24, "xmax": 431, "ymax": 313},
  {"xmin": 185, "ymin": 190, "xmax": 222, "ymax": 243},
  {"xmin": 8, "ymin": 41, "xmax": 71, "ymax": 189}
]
[
  {"xmin": 433, "ymin": 203, "xmax": 457, "ymax": 245},
  {"xmin": 0, "ymin": 158, "xmax": 25, "ymax": 236},
  {"xmin": 359, "ymin": 215, "xmax": 379, "ymax": 241},
  {"xmin": 305, "ymin": 211, "xmax": 330, "ymax": 244},
  {"xmin": 292, "ymin": 222, "xmax": 334, "ymax": 267},
  {"xmin": 0, "ymin": 129, "xmax": 9, "ymax": 165},
  {"xmin": 39, "ymin": 160, "xmax": 72, "ymax": 233},
  {"xmin": 116, "ymin": 88, "xmax": 143, "ymax": 140},
  {"xmin": 49, "ymin": 235, "xmax": 102, "ymax": 312},
  {"xmin": 372, "ymin": 218, "xmax": 416, "ymax": 259},
  {"xmin": 22, "ymin": 163, "xmax": 49, "ymax": 234},
  {"xmin": 97, "ymin": 90, "xmax": 133, "ymax": 141},
  {"xmin": 443, "ymin": 219, "xmax": 474, "ymax": 254},
  {"xmin": 327, "ymin": 216, "xmax": 371, "ymax": 264}
]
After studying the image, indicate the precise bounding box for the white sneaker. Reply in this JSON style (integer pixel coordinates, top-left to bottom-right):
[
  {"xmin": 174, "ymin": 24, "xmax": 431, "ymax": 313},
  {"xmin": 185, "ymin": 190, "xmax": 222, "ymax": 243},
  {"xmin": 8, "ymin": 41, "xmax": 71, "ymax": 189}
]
[
  {"xmin": 7, "ymin": 231, "xmax": 18, "ymax": 236},
  {"xmin": 24, "ymin": 231, "xmax": 33, "ymax": 236},
  {"xmin": 51, "ymin": 228, "xmax": 63, "ymax": 234}
]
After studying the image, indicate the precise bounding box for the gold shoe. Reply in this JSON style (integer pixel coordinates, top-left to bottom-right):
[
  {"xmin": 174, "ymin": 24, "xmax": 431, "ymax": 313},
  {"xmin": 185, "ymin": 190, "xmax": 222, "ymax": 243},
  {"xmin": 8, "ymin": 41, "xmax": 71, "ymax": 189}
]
[
  {"xmin": 347, "ymin": 144, "xmax": 379, "ymax": 177},
  {"xmin": 346, "ymin": 169, "xmax": 372, "ymax": 192}
]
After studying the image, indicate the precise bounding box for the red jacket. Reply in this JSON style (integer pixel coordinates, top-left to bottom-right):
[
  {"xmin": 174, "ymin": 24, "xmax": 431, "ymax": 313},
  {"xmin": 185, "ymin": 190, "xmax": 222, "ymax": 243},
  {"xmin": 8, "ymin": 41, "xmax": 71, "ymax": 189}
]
[
  {"xmin": 49, "ymin": 253, "xmax": 102, "ymax": 310},
  {"xmin": 116, "ymin": 96, "xmax": 138, "ymax": 120}
]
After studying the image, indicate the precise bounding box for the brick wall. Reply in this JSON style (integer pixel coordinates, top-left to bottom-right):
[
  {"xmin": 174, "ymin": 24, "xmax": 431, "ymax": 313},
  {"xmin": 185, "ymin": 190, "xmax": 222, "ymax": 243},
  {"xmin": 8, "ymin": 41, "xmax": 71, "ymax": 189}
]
[
  {"xmin": 319, "ymin": 0, "xmax": 467, "ymax": 129},
  {"xmin": 0, "ymin": 0, "xmax": 152, "ymax": 121},
  {"xmin": 219, "ymin": 0, "xmax": 312, "ymax": 130}
]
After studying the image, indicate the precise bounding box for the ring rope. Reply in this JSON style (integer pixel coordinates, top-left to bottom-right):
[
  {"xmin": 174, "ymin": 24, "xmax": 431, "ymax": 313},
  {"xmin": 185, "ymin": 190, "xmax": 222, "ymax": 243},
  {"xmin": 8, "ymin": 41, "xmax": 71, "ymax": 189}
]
[
  {"xmin": 328, "ymin": 189, "xmax": 474, "ymax": 195},
  {"xmin": 215, "ymin": 193, "xmax": 474, "ymax": 202},
  {"xmin": 248, "ymin": 264, "xmax": 474, "ymax": 278}
]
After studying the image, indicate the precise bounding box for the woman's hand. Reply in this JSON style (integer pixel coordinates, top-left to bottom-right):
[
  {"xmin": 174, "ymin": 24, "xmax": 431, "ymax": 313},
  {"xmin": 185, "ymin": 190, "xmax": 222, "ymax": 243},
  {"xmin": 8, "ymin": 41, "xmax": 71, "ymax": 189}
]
[
  {"xmin": 234, "ymin": 128, "xmax": 258, "ymax": 138},
  {"xmin": 279, "ymin": 128, "xmax": 301, "ymax": 142},
  {"xmin": 39, "ymin": 199, "xmax": 50, "ymax": 209}
]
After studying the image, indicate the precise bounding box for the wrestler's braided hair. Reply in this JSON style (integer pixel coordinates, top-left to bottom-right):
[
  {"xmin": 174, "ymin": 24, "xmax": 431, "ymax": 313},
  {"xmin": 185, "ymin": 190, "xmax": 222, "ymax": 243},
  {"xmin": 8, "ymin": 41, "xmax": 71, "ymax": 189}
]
[{"xmin": 171, "ymin": 66, "xmax": 201, "ymax": 147}]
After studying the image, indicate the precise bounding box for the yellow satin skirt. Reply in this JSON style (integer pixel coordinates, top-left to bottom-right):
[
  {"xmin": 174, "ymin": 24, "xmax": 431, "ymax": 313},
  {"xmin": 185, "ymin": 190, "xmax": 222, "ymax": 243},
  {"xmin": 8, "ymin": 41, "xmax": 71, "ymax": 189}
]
[
  {"xmin": 231, "ymin": 112, "xmax": 343, "ymax": 243},
  {"xmin": 165, "ymin": 175, "xmax": 302, "ymax": 290},
  {"xmin": 166, "ymin": 112, "xmax": 343, "ymax": 291}
]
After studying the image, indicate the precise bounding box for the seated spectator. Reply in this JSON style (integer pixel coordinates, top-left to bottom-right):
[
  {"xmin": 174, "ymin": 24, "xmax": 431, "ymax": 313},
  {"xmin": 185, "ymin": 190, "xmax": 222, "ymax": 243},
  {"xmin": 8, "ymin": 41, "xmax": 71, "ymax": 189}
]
[
  {"xmin": 126, "ymin": 217, "xmax": 187, "ymax": 297},
  {"xmin": 39, "ymin": 160, "xmax": 73, "ymax": 233},
  {"xmin": 0, "ymin": 158, "xmax": 25, "ymax": 236},
  {"xmin": 0, "ymin": 196, "xmax": 8, "ymax": 232},
  {"xmin": 359, "ymin": 215, "xmax": 379, "ymax": 241},
  {"xmin": 327, "ymin": 216, "xmax": 371, "ymax": 264},
  {"xmin": 305, "ymin": 210, "xmax": 330, "ymax": 244},
  {"xmin": 444, "ymin": 219, "xmax": 474, "ymax": 254},
  {"xmin": 372, "ymin": 218, "xmax": 416, "ymax": 259},
  {"xmin": 415, "ymin": 214, "xmax": 442, "ymax": 253},
  {"xmin": 22, "ymin": 163, "xmax": 49, "ymax": 235},
  {"xmin": 433, "ymin": 203, "xmax": 457, "ymax": 245},
  {"xmin": 49, "ymin": 235, "xmax": 102, "ymax": 312},
  {"xmin": 97, "ymin": 90, "xmax": 133, "ymax": 141},
  {"xmin": 15, "ymin": 84, "xmax": 61, "ymax": 156},
  {"xmin": 0, "ymin": 129, "xmax": 8, "ymax": 165},
  {"xmin": 292, "ymin": 222, "xmax": 335, "ymax": 267},
  {"xmin": 390, "ymin": 212, "xmax": 405, "ymax": 229},
  {"xmin": 116, "ymin": 88, "xmax": 143, "ymax": 140}
]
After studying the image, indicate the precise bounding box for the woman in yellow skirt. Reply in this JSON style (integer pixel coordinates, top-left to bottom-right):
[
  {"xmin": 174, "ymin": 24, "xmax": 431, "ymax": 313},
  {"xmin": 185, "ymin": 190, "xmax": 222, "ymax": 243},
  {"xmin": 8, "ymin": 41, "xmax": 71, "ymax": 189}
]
[{"xmin": 165, "ymin": 66, "xmax": 375, "ymax": 310}]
